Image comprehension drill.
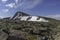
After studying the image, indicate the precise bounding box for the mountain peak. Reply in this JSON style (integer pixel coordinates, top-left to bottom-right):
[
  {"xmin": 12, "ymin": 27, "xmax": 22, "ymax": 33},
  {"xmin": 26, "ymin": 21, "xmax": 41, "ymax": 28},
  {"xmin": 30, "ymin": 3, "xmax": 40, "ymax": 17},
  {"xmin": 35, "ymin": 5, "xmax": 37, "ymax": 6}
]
[
  {"xmin": 12, "ymin": 12, "xmax": 29, "ymax": 19},
  {"xmin": 11, "ymin": 11, "xmax": 50, "ymax": 22}
]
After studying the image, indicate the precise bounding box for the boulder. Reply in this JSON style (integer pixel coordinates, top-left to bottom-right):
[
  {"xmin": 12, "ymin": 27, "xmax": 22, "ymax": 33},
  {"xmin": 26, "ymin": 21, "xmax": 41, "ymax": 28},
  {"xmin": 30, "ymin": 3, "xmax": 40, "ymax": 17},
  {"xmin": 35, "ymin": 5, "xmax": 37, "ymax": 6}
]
[
  {"xmin": 0, "ymin": 30, "xmax": 8, "ymax": 40},
  {"xmin": 7, "ymin": 29, "xmax": 26, "ymax": 40}
]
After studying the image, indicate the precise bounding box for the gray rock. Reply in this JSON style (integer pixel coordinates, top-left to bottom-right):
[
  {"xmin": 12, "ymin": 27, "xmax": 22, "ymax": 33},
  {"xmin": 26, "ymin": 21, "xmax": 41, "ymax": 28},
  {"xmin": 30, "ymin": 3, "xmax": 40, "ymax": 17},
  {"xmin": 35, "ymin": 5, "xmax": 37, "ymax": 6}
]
[
  {"xmin": 0, "ymin": 30, "xmax": 8, "ymax": 40},
  {"xmin": 7, "ymin": 36, "xmax": 26, "ymax": 40},
  {"xmin": 7, "ymin": 29, "xmax": 26, "ymax": 40}
]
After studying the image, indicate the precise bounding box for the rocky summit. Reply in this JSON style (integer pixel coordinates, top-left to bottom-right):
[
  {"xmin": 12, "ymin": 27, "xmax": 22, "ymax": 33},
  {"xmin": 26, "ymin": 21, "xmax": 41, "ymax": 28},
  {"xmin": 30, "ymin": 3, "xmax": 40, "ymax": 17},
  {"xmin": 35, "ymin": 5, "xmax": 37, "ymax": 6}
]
[{"xmin": 0, "ymin": 11, "xmax": 60, "ymax": 40}]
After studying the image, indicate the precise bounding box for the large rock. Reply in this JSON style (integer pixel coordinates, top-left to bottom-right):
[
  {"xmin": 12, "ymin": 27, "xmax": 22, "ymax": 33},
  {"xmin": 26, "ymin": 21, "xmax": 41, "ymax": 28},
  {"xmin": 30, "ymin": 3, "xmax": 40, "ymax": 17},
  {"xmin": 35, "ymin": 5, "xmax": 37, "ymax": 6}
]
[
  {"xmin": 0, "ymin": 30, "xmax": 8, "ymax": 40},
  {"xmin": 7, "ymin": 29, "xmax": 26, "ymax": 40},
  {"xmin": 7, "ymin": 36, "xmax": 26, "ymax": 40}
]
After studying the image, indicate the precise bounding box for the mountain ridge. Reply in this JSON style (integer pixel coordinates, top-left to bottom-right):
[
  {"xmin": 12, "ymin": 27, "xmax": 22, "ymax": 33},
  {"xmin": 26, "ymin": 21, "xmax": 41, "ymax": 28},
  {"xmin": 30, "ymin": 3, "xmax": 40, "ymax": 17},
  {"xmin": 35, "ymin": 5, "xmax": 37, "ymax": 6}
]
[{"xmin": 0, "ymin": 11, "xmax": 60, "ymax": 40}]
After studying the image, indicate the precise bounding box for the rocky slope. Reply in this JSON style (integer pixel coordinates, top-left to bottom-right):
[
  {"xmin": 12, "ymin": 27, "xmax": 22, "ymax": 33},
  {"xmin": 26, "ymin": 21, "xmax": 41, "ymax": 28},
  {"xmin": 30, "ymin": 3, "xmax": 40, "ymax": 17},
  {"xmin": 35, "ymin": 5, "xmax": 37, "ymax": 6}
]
[{"xmin": 0, "ymin": 11, "xmax": 60, "ymax": 40}]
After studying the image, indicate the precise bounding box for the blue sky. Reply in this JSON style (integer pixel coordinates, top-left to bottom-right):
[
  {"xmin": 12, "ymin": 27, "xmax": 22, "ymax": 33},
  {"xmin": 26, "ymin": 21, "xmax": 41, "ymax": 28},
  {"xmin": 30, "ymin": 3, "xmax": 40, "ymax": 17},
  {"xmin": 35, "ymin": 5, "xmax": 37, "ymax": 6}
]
[{"xmin": 0, "ymin": 0, "xmax": 60, "ymax": 20}]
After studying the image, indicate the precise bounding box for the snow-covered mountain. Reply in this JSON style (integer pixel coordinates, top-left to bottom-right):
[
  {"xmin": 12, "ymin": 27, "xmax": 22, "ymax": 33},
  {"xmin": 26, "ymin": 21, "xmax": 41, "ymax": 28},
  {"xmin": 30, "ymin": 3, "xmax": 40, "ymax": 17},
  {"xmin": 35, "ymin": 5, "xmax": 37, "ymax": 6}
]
[
  {"xmin": 0, "ymin": 11, "xmax": 60, "ymax": 40},
  {"xmin": 12, "ymin": 12, "xmax": 49, "ymax": 22}
]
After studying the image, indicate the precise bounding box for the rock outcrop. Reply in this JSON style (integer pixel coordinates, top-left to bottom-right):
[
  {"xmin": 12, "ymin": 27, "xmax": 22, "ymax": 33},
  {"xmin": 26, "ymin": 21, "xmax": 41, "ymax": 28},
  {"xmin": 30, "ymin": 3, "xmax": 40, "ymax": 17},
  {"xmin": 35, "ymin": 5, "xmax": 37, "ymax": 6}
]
[{"xmin": 0, "ymin": 30, "xmax": 8, "ymax": 40}]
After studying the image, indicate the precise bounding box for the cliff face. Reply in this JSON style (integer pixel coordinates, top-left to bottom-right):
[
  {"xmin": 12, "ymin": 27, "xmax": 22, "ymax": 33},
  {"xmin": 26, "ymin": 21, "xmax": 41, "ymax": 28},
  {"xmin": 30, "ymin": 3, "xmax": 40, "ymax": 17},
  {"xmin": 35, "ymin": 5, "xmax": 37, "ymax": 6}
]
[{"xmin": 0, "ymin": 11, "xmax": 60, "ymax": 40}]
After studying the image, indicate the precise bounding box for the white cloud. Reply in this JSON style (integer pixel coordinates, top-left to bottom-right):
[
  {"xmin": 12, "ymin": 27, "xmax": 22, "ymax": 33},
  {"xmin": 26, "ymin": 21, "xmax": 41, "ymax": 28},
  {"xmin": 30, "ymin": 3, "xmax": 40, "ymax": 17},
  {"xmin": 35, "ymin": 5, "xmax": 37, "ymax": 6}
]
[
  {"xmin": 0, "ymin": 16, "xmax": 10, "ymax": 18},
  {"xmin": 46, "ymin": 14, "xmax": 60, "ymax": 20},
  {"xmin": 3, "ymin": 9, "xmax": 9, "ymax": 13},
  {"xmin": 5, "ymin": 0, "xmax": 42, "ymax": 9},
  {"xmin": 1, "ymin": 0, "xmax": 7, "ymax": 3},
  {"xmin": 23, "ymin": 0, "xmax": 42, "ymax": 9},
  {"xmin": 0, "ymin": 9, "xmax": 9, "ymax": 14},
  {"xmin": 6, "ymin": 3, "xmax": 15, "ymax": 8},
  {"xmin": 0, "ymin": 16, "xmax": 4, "ymax": 18},
  {"xmin": 15, "ymin": 0, "xmax": 42, "ymax": 9},
  {"xmin": 0, "ymin": 9, "xmax": 9, "ymax": 18},
  {"xmin": 15, "ymin": 0, "xmax": 19, "ymax": 3}
]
